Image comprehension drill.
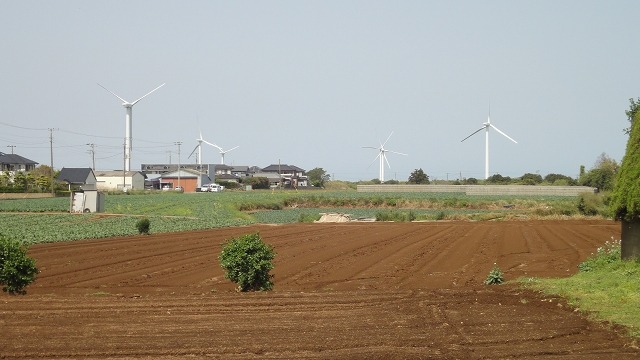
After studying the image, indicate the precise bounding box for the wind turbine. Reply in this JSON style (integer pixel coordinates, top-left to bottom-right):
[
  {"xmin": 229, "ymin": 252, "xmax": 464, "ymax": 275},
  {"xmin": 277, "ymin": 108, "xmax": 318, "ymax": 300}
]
[
  {"xmin": 98, "ymin": 83, "xmax": 165, "ymax": 171},
  {"xmin": 363, "ymin": 132, "xmax": 407, "ymax": 182},
  {"xmin": 188, "ymin": 131, "xmax": 205, "ymax": 165},
  {"xmin": 461, "ymin": 110, "xmax": 517, "ymax": 179},
  {"xmin": 208, "ymin": 143, "xmax": 239, "ymax": 165}
]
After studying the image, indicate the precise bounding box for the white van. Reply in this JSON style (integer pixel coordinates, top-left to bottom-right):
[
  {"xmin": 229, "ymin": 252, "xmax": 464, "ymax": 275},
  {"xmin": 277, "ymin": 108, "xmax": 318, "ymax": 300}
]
[{"xmin": 200, "ymin": 183, "xmax": 224, "ymax": 192}]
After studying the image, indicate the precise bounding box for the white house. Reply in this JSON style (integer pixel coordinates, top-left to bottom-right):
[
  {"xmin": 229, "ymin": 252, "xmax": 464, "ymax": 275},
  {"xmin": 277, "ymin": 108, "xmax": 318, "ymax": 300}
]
[{"xmin": 95, "ymin": 171, "xmax": 145, "ymax": 191}]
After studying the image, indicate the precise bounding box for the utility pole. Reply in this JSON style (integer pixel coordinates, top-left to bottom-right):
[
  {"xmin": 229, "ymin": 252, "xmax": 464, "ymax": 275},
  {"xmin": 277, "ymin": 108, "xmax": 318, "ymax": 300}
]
[
  {"xmin": 49, "ymin": 128, "xmax": 57, "ymax": 196},
  {"xmin": 175, "ymin": 142, "xmax": 182, "ymax": 188},
  {"xmin": 86, "ymin": 143, "xmax": 96, "ymax": 170},
  {"xmin": 6, "ymin": 145, "xmax": 15, "ymax": 154},
  {"xmin": 167, "ymin": 150, "xmax": 172, "ymax": 164}
]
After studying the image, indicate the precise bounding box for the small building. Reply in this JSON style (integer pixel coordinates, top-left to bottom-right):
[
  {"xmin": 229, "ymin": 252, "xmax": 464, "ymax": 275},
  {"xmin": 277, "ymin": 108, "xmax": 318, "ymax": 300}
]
[
  {"xmin": 56, "ymin": 168, "xmax": 104, "ymax": 213},
  {"xmin": 0, "ymin": 152, "xmax": 38, "ymax": 174},
  {"xmin": 95, "ymin": 170, "xmax": 145, "ymax": 191},
  {"xmin": 158, "ymin": 169, "xmax": 211, "ymax": 192},
  {"xmin": 56, "ymin": 168, "xmax": 97, "ymax": 191}
]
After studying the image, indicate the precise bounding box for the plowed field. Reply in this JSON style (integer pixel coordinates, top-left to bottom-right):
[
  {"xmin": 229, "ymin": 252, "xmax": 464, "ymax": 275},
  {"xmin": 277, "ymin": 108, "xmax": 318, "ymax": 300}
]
[{"xmin": 2, "ymin": 220, "xmax": 639, "ymax": 359}]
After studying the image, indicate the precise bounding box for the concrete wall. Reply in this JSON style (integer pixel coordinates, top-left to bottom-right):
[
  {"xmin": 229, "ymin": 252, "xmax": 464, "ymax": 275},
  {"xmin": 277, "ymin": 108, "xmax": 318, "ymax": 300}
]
[{"xmin": 356, "ymin": 185, "xmax": 596, "ymax": 196}]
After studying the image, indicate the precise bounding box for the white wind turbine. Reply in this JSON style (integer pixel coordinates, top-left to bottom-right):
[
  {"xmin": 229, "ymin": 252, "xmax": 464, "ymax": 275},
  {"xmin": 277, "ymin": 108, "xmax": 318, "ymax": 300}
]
[
  {"xmin": 461, "ymin": 110, "xmax": 517, "ymax": 179},
  {"xmin": 209, "ymin": 143, "xmax": 239, "ymax": 165},
  {"xmin": 188, "ymin": 131, "xmax": 206, "ymax": 165},
  {"xmin": 98, "ymin": 83, "xmax": 165, "ymax": 171},
  {"xmin": 363, "ymin": 132, "xmax": 407, "ymax": 182}
]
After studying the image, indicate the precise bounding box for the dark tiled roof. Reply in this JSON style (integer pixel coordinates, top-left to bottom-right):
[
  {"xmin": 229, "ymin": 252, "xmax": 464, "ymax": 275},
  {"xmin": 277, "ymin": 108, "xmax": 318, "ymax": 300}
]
[
  {"xmin": 0, "ymin": 152, "xmax": 38, "ymax": 165},
  {"xmin": 57, "ymin": 168, "xmax": 95, "ymax": 184},
  {"xmin": 261, "ymin": 164, "xmax": 306, "ymax": 173}
]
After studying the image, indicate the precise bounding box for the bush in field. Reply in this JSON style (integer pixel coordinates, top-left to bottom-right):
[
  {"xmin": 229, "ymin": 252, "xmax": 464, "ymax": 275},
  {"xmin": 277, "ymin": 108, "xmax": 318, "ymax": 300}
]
[
  {"xmin": 375, "ymin": 210, "xmax": 416, "ymax": 222},
  {"xmin": 578, "ymin": 238, "xmax": 622, "ymax": 272},
  {"xmin": 135, "ymin": 217, "xmax": 151, "ymax": 234},
  {"xmin": 298, "ymin": 213, "xmax": 321, "ymax": 223},
  {"xmin": 484, "ymin": 264, "xmax": 504, "ymax": 285},
  {"xmin": 577, "ymin": 192, "xmax": 610, "ymax": 217},
  {"xmin": 219, "ymin": 232, "xmax": 275, "ymax": 292},
  {"xmin": 242, "ymin": 177, "xmax": 270, "ymax": 190},
  {"xmin": 0, "ymin": 234, "xmax": 38, "ymax": 295}
]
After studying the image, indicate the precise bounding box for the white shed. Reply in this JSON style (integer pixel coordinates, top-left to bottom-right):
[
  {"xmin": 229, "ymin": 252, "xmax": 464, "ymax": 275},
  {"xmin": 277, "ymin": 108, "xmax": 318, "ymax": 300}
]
[{"xmin": 95, "ymin": 171, "xmax": 145, "ymax": 191}]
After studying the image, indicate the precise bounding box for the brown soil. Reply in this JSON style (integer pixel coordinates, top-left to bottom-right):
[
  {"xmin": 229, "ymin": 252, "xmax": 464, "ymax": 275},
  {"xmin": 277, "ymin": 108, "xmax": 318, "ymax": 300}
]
[{"xmin": 2, "ymin": 220, "xmax": 638, "ymax": 359}]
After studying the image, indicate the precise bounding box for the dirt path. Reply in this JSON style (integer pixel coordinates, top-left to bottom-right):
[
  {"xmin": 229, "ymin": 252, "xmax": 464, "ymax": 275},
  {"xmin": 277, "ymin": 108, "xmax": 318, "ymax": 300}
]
[{"xmin": 1, "ymin": 221, "xmax": 638, "ymax": 359}]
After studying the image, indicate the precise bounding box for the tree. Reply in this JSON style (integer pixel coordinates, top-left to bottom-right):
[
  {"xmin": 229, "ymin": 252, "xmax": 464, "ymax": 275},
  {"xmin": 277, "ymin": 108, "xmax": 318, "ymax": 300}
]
[
  {"xmin": 243, "ymin": 177, "xmax": 270, "ymax": 189},
  {"xmin": 407, "ymin": 168, "xmax": 430, "ymax": 184},
  {"xmin": 519, "ymin": 173, "xmax": 543, "ymax": 185},
  {"xmin": 486, "ymin": 174, "xmax": 511, "ymax": 184},
  {"xmin": 0, "ymin": 235, "xmax": 39, "ymax": 295},
  {"xmin": 219, "ymin": 232, "xmax": 275, "ymax": 292},
  {"xmin": 306, "ymin": 167, "xmax": 330, "ymax": 188},
  {"xmin": 611, "ymin": 110, "xmax": 640, "ymax": 259},
  {"xmin": 579, "ymin": 153, "xmax": 618, "ymax": 191},
  {"xmin": 624, "ymin": 97, "xmax": 640, "ymax": 134},
  {"xmin": 544, "ymin": 173, "xmax": 576, "ymax": 186}
]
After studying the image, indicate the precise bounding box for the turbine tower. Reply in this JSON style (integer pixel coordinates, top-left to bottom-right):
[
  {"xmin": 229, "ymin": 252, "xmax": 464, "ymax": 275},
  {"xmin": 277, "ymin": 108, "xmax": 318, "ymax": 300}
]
[
  {"xmin": 188, "ymin": 132, "xmax": 206, "ymax": 165},
  {"xmin": 461, "ymin": 111, "xmax": 517, "ymax": 179},
  {"xmin": 98, "ymin": 83, "xmax": 165, "ymax": 171},
  {"xmin": 363, "ymin": 132, "xmax": 407, "ymax": 182}
]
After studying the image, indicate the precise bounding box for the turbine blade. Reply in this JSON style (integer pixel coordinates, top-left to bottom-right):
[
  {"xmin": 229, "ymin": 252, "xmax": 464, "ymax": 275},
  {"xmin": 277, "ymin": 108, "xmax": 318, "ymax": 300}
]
[
  {"xmin": 383, "ymin": 152, "xmax": 392, "ymax": 168},
  {"xmin": 461, "ymin": 127, "xmax": 485, "ymax": 142},
  {"xmin": 382, "ymin": 131, "xmax": 394, "ymax": 147},
  {"xmin": 490, "ymin": 124, "xmax": 518, "ymax": 143},
  {"xmin": 188, "ymin": 144, "xmax": 199, "ymax": 158},
  {"xmin": 131, "ymin": 83, "xmax": 165, "ymax": 105},
  {"xmin": 367, "ymin": 153, "xmax": 381, "ymax": 168},
  {"xmin": 362, "ymin": 146, "xmax": 379, "ymax": 150},
  {"xmin": 97, "ymin": 83, "xmax": 129, "ymax": 104},
  {"xmin": 203, "ymin": 140, "xmax": 222, "ymax": 151},
  {"xmin": 387, "ymin": 150, "xmax": 408, "ymax": 156},
  {"xmin": 225, "ymin": 146, "xmax": 239, "ymax": 153}
]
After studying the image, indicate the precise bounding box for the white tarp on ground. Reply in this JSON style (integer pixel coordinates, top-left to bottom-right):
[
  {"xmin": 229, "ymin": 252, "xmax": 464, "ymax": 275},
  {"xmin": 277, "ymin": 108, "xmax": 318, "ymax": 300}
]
[{"xmin": 315, "ymin": 213, "xmax": 353, "ymax": 223}]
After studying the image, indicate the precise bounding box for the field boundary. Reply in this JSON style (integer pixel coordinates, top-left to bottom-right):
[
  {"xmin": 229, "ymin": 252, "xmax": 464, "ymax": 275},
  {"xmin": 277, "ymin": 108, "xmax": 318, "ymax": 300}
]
[
  {"xmin": 357, "ymin": 184, "xmax": 596, "ymax": 196},
  {"xmin": 0, "ymin": 193, "xmax": 55, "ymax": 200}
]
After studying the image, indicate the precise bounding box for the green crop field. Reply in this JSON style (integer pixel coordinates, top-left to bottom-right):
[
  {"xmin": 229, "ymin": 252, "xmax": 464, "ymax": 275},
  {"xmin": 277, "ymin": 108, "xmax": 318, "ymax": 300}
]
[{"xmin": 0, "ymin": 189, "xmax": 590, "ymax": 244}]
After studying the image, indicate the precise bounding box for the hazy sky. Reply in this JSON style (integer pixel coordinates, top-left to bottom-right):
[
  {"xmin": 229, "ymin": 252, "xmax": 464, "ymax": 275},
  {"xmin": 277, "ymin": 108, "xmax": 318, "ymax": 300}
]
[{"xmin": 1, "ymin": 1, "xmax": 638, "ymax": 181}]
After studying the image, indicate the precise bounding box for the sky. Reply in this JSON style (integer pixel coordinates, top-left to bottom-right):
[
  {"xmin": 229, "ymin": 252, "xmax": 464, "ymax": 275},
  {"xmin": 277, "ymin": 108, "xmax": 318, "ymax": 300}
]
[{"xmin": 1, "ymin": 1, "xmax": 638, "ymax": 182}]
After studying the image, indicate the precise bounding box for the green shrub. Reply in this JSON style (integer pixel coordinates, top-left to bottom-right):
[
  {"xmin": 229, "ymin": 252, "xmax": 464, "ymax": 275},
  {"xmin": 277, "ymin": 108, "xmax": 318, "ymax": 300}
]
[
  {"xmin": 298, "ymin": 213, "xmax": 321, "ymax": 223},
  {"xmin": 375, "ymin": 210, "xmax": 416, "ymax": 222},
  {"xmin": 0, "ymin": 234, "xmax": 39, "ymax": 295},
  {"xmin": 578, "ymin": 238, "xmax": 622, "ymax": 272},
  {"xmin": 135, "ymin": 217, "xmax": 151, "ymax": 234},
  {"xmin": 484, "ymin": 264, "xmax": 504, "ymax": 285},
  {"xmin": 577, "ymin": 192, "xmax": 609, "ymax": 217},
  {"xmin": 219, "ymin": 232, "xmax": 275, "ymax": 292}
]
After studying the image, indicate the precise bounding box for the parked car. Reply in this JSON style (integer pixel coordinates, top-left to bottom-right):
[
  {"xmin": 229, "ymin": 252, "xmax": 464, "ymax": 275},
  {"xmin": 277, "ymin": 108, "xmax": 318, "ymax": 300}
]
[
  {"xmin": 174, "ymin": 186, "xmax": 184, "ymax": 192},
  {"xmin": 200, "ymin": 183, "xmax": 224, "ymax": 192},
  {"xmin": 161, "ymin": 184, "xmax": 172, "ymax": 191}
]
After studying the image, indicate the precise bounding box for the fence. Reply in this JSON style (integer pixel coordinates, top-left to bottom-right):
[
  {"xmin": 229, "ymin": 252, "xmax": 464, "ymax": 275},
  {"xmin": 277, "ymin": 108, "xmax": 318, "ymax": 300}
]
[{"xmin": 356, "ymin": 185, "xmax": 596, "ymax": 196}]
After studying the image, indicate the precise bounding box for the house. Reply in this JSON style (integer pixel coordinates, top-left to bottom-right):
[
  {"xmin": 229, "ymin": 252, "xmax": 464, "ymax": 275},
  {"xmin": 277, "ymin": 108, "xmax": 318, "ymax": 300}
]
[
  {"xmin": 230, "ymin": 165, "xmax": 252, "ymax": 178},
  {"xmin": 251, "ymin": 171, "xmax": 284, "ymax": 188},
  {"xmin": 158, "ymin": 169, "xmax": 211, "ymax": 192},
  {"xmin": 141, "ymin": 163, "xmax": 214, "ymax": 177},
  {"xmin": 94, "ymin": 170, "xmax": 145, "ymax": 191},
  {"xmin": 0, "ymin": 152, "xmax": 38, "ymax": 174},
  {"xmin": 56, "ymin": 168, "xmax": 97, "ymax": 190},
  {"xmin": 212, "ymin": 164, "xmax": 239, "ymax": 183},
  {"xmin": 259, "ymin": 164, "xmax": 308, "ymax": 187}
]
